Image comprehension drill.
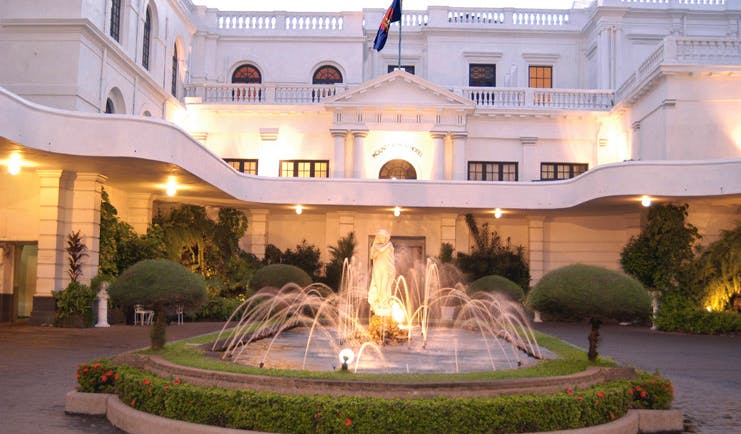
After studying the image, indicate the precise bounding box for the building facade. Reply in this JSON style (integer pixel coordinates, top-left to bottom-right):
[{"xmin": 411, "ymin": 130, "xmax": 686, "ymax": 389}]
[{"xmin": 0, "ymin": 0, "xmax": 739, "ymax": 324}]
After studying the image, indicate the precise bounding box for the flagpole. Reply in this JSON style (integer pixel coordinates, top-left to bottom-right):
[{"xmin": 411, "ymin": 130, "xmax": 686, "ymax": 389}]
[{"xmin": 397, "ymin": 0, "xmax": 402, "ymax": 69}]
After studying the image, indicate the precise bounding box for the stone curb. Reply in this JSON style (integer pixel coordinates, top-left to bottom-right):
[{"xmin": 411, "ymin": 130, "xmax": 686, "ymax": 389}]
[
  {"xmin": 115, "ymin": 353, "xmax": 638, "ymax": 399},
  {"xmin": 65, "ymin": 391, "xmax": 683, "ymax": 434}
]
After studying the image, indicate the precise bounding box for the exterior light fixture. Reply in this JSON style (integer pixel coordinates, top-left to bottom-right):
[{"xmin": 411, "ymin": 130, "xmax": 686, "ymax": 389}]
[
  {"xmin": 641, "ymin": 195, "xmax": 652, "ymax": 207},
  {"xmin": 338, "ymin": 348, "xmax": 355, "ymax": 371},
  {"xmin": 165, "ymin": 176, "xmax": 178, "ymax": 197},
  {"xmin": 7, "ymin": 153, "xmax": 22, "ymax": 175},
  {"xmin": 494, "ymin": 208, "xmax": 503, "ymax": 219},
  {"xmin": 393, "ymin": 206, "xmax": 401, "ymax": 217},
  {"xmin": 295, "ymin": 205, "xmax": 303, "ymax": 215}
]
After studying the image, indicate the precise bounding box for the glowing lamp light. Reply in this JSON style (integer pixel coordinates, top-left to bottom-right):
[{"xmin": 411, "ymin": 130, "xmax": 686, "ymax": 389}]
[
  {"xmin": 641, "ymin": 195, "xmax": 652, "ymax": 207},
  {"xmin": 338, "ymin": 348, "xmax": 355, "ymax": 371},
  {"xmin": 7, "ymin": 153, "xmax": 22, "ymax": 175},
  {"xmin": 494, "ymin": 208, "xmax": 503, "ymax": 219},
  {"xmin": 165, "ymin": 176, "xmax": 178, "ymax": 197},
  {"xmin": 393, "ymin": 206, "xmax": 401, "ymax": 217},
  {"xmin": 705, "ymin": 306, "xmax": 712, "ymax": 312},
  {"xmin": 295, "ymin": 205, "xmax": 303, "ymax": 215}
]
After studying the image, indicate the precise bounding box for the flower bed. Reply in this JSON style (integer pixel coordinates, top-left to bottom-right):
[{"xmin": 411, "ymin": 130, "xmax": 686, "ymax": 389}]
[{"xmin": 76, "ymin": 360, "xmax": 673, "ymax": 434}]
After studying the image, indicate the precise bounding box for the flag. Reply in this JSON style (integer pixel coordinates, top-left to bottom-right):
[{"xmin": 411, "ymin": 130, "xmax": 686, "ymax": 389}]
[{"xmin": 373, "ymin": 0, "xmax": 402, "ymax": 52}]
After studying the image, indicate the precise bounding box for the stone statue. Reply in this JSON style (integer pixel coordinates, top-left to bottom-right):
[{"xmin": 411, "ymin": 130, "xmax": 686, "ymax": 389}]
[{"xmin": 368, "ymin": 229, "xmax": 395, "ymax": 316}]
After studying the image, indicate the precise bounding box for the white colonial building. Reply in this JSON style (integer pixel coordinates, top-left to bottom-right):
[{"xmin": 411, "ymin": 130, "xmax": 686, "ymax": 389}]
[{"xmin": 0, "ymin": 0, "xmax": 739, "ymax": 324}]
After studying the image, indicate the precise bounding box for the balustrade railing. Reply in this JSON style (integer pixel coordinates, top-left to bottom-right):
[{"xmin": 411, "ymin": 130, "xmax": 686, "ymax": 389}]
[
  {"xmin": 456, "ymin": 87, "xmax": 614, "ymax": 110},
  {"xmin": 185, "ymin": 83, "xmax": 350, "ymax": 104},
  {"xmin": 217, "ymin": 11, "xmax": 345, "ymax": 31}
]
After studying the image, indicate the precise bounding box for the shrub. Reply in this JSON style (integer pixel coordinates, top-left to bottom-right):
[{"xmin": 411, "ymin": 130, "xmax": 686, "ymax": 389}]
[
  {"xmin": 196, "ymin": 294, "xmax": 246, "ymax": 321},
  {"xmin": 468, "ymin": 275, "xmax": 525, "ymax": 302},
  {"xmin": 527, "ymin": 264, "xmax": 651, "ymax": 323},
  {"xmin": 109, "ymin": 259, "xmax": 207, "ymax": 349},
  {"xmin": 78, "ymin": 361, "xmax": 672, "ymax": 434},
  {"xmin": 54, "ymin": 281, "xmax": 96, "ymax": 327},
  {"xmin": 250, "ymin": 264, "xmax": 313, "ymax": 290},
  {"xmin": 654, "ymin": 292, "xmax": 741, "ymax": 334}
]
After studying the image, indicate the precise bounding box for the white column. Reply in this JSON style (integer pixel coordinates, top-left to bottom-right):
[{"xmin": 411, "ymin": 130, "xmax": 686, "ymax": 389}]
[
  {"xmin": 598, "ymin": 25, "xmax": 611, "ymax": 89},
  {"xmin": 127, "ymin": 193, "xmax": 154, "ymax": 234},
  {"xmin": 330, "ymin": 129, "xmax": 348, "ymax": 178},
  {"xmin": 450, "ymin": 133, "xmax": 468, "ymax": 180},
  {"xmin": 520, "ymin": 137, "xmax": 538, "ymax": 182},
  {"xmin": 351, "ymin": 129, "xmax": 368, "ymax": 179},
  {"xmin": 70, "ymin": 173, "xmax": 107, "ymax": 285},
  {"xmin": 247, "ymin": 209, "xmax": 269, "ymax": 259},
  {"xmin": 35, "ymin": 170, "xmax": 70, "ymax": 296},
  {"xmin": 430, "ymin": 132, "xmax": 446, "ymax": 180},
  {"xmin": 528, "ymin": 215, "xmax": 546, "ymax": 285},
  {"xmin": 631, "ymin": 121, "xmax": 641, "ymax": 161}
]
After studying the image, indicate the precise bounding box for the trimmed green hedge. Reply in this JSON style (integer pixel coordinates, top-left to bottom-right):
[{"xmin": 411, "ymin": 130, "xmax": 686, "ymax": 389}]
[
  {"xmin": 527, "ymin": 264, "xmax": 652, "ymax": 322},
  {"xmin": 77, "ymin": 360, "xmax": 672, "ymax": 434},
  {"xmin": 250, "ymin": 264, "xmax": 312, "ymax": 290},
  {"xmin": 468, "ymin": 275, "xmax": 525, "ymax": 301},
  {"xmin": 655, "ymin": 293, "xmax": 741, "ymax": 334}
]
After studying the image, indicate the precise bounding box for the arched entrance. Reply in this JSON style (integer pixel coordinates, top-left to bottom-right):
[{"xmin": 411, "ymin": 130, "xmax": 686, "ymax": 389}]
[{"xmin": 379, "ymin": 159, "xmax": 417, "ymax": 180}]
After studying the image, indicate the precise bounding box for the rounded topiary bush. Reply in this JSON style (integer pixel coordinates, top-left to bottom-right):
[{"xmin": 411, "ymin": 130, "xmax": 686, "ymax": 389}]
[
  {"xmin": 526, "ymin": 264, "xmax": 651, "ymax": 323},
  {"xmin": 468, "ymin": 275, "xmax": 525, "ymax": 301},
  {"xmin": 250, "ymin": 264, "xmax": 312, "ymax": 290}
]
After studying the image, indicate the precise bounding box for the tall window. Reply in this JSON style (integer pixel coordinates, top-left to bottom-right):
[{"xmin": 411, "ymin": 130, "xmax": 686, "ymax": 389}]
[
  {"xmin": 171, "ymin": 43, "xmax": 178, "ymax": 97},
  {"xmin": 224, "ymin": 159, "xmax": 258, "ymax": 175},
  {"xmin": 279, "ymin": 160, "xmax": 329, "ymax": 178},
  {"xmin": 379, "ymin": 159, "xmax": 417, "ymax": 179},
  {"xmin": 105, "ymin": 98, "xmax": 115, "ymax": 114},
  {"xmin": 312, "ymin": 65, "xmax": 342, "ymax": 84},
  {"xmin": 468, "ymin": 162, "xmax": 518, "ymax": 181},
  {"xmin": 232, "ymin": 64, "xmax": 262, "ymax": 83},
  {"xmin": 142, "ymin": 7, "xmax": 152, "ymax": 70},
  {"xmin": 469, "ymin": 64, "xmax": 496, "ymax": 87},
  {"xmin": 110, "ymin": 0, "xmax": 121, "ymax": 42},
  {"xmin": 529, "ymin": 65, "xmax": 552, "ymax": 88},
  {"xmin": 540, "ymin": 162, "xmax": 587, "ymax": 180},
  {"xmin": 387, "ymin": 65, "xmax": 415, "ymax": 74}
]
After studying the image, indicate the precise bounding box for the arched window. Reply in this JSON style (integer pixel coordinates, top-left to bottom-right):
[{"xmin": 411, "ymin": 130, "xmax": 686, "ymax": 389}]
[
  {"xmin": 232, "ymin": 64, "xmax": 262, "ymax": 83},
  {"xmin": 312, "ymin": 65, "xmax": 342, "ymax": 84},
  {"xmin": 142, "ymin": 6, "xmax": 152, "ymax": 70},
  {"xmin": 171, "ymin": 43, "xmax": 178, "ymax": 97},
  {"xmin": 110, "ymin": 0, "xmax": 121, "ymax": 42},
  {"xmin": 379, "ymin": 159, "xmax": 417, "ymax": 180},
  {"xmin": 105, "ymin": 98, "xmax": 115, "ymax": 114}
]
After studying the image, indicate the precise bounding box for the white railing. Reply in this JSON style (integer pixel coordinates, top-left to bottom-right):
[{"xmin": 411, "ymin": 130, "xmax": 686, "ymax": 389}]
[
  {"xmin": 217, "ymin": 12, "xmax": 345, "ymax": 31},
  {"xmin": 184, "ymin": 83, "xmax": 350, "ymax": 104},
  {"xmin": 456, "ymin": 87, "xmax": 614, "ymax": 110},
  {"xmin": 615, "ymin": 0, "xmax": 725, "ymax": 7}
]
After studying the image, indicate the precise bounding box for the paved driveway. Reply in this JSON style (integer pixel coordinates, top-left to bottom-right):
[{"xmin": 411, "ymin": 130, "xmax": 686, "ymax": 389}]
[{"xmin": 534, "ymin": 322, "xmax": 741, "ymax": 434}]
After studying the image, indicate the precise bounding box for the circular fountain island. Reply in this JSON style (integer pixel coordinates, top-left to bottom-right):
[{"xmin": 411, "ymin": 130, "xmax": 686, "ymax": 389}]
[{"xmin": 211, "ymin": 230, "xmax": 547, "ymax": 377}]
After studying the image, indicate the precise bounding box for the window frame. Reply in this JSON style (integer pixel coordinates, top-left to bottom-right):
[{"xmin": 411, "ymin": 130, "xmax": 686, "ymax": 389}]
[
  {"xmin": 387, "ymin": 65, "xmax": 415, "ymax": 75},
  {"xmin": 232, "ymin": 64, "xmax": 262, "ymax": 84},
  {"xmin": 142, "ymin": 6, "xmax": 152, "ymax": 70},
  {"xmin": 224, "ymin": 158, "xmax": 258, "ymax": 175},
  {"xmin": 467, "ymin": 161, "xmax": 518, "ymax": 181},
  {"xmin": 528, "ymin": 65, "xmax": 553, "ymax": 88},
  {"xmin": 469, "ymin": 64, "xmax": 496, "ymax": 87},
  {"xmin": 171, "ymin": 43, "xmax": 178, "ymax": 97},
  {"xmin": 540, "ymin": 162, "xmax": 588, "ymax": 180},
  {"xmin": 279, "ymin": 160, "xmax": 329, "ymax": 178},
  {"xmin": 110, "ymin": 0, "xmax": 121, "ymax": 42},
  {"xmin": 312, "ymin": 65, "xmax": 343, "ymax": 85}
]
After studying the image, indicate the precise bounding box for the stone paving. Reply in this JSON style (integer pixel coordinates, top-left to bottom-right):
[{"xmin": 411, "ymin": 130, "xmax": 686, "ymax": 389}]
[
  {"xmin": 0, "ymin": 320, "xmax": 738, "ymax": 433},
  {"xmin": 533, "ymin": 322, "xmax": 741, "ymax": 434}
]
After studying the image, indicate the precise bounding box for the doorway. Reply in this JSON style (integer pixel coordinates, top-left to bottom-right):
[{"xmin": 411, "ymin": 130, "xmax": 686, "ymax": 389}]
[{"xmin": 0, "ymin": 243, "xmax": 37, "ymax": 323}]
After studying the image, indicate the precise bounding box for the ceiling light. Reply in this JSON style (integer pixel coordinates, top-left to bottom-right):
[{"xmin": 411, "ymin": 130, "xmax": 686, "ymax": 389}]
[
  {"xmin": 393, "ymin": 206, "xmax": 401, "ymax": 217},
  {"xmin": 295, "ymin": 205, "xmax": 303, "ymax": 215},
  {"xmin": 7, "ymin": 153, "xmax": 22, "ymax": 175},
  {"xmin": 641, "ymin": 195, "xmax": 652, "ymax": 207},
  {"xmin": 166, "ymin": 176, "xmax": 178, "ymax": 197},
  {"xmin": 494, "ymin": 208, "xmax": 503, "ymax": 219}
]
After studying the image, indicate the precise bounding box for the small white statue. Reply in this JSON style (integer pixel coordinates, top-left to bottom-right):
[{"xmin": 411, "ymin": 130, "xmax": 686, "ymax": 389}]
[{"xmin": 368, "ymin": 229, "xmax": 395, "ymax": 316}]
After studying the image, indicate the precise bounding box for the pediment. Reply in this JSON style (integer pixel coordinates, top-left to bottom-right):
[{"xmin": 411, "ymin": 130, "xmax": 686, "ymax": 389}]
[{"xmin": 324, "ymin": 70, "xmax": 475, "ymax": 111}]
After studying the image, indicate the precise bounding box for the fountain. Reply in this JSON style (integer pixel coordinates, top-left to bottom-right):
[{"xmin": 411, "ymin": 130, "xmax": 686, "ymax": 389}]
[{"xmin": 212, "ymin": 231, "xmax": 544, "ymax": 374}]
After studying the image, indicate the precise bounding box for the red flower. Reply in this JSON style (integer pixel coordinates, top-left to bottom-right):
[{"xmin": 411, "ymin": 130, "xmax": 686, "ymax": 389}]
[
  {"xmin": 76, "ymin": 373, "xmax": 81, "ymax": 379},
  {"xmin": 634, "ymin": 385, "xmax": 642, "ymax": 391},
  {"xmin": 142, "ymin": 378, "xmax": 150, "ymax": 386},
  {"xmin": 628, "ymin": 388, "xmax": 634, "ymax": 396},
  {"xmin": 163, "ymin": 386, "xmax": 169, "ymax": 391},
  {"xmin": 610, "ymin": 412, "xmax": 615, "ymax": 420},
  {"xmin": 345, "ymin": 418, "xmax": 352, "ymax": 427},
  {"xmin": 597, "ymin": 391, "xmax": 605, "ymax": 398},
  {"xmin": 93, "ymin": 363, "xmax": 102, "ymax": 369},
  {"xmin": 105, "ymin": 370, "xmax": 114, "ymax": 376},
  {"xmin": 83, "ymin": 367, "xmax": 89, "ymax": 373},
  {"xmin": 577, "ymin": 396, "xmax": 584, "ymax": 401},
  {"xmin": 114, "ymin": 374, "xmax": 120, "ymax": 381},
  {"xmin": 101, "ymin": 375, "xmax": 108, "ymax": 382},
  {"xmin": 566, "ymin": 387, "xmax": 574, "ymax": 395},
  {"xmin": 640, "ymin": 391, "xmax": 647, "ymax": 398},
  {"xmin": 173, "ymin": 377, "xmax": 181, "ymax": 385}
]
